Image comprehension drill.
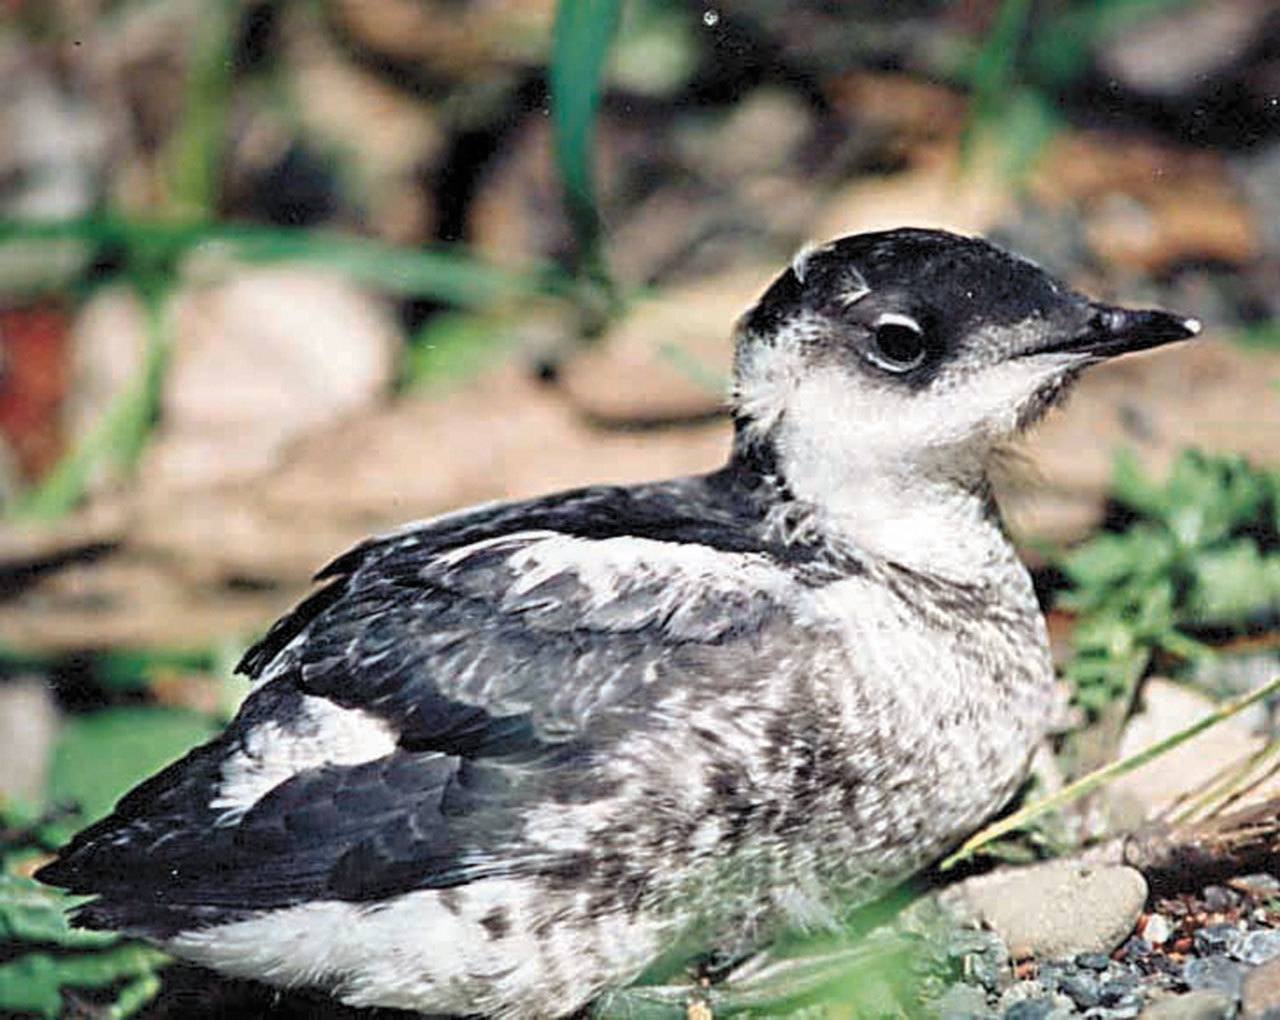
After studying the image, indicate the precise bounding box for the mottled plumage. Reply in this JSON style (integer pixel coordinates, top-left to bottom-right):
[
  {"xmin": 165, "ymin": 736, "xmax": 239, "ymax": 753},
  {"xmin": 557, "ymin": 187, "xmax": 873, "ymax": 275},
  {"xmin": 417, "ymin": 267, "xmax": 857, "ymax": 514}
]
[{"xmin": 38, "ymin": 229, "xmax": 1198, "ymax": 1018}]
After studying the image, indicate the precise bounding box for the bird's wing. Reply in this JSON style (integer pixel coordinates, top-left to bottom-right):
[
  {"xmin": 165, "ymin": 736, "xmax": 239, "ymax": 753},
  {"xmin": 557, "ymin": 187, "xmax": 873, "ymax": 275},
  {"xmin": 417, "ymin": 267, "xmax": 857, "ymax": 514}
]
[{"xmin": 39, "ymin": 512, "xmax": 796, "ymax": 934}]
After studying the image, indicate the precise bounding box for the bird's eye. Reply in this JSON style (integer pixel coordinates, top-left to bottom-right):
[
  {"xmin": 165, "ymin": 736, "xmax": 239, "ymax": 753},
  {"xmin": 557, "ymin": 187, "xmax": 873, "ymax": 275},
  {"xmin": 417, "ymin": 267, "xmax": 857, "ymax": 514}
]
[{"xmin": 867, "ymin": 313, "xmax": 927, "ymax": 373}]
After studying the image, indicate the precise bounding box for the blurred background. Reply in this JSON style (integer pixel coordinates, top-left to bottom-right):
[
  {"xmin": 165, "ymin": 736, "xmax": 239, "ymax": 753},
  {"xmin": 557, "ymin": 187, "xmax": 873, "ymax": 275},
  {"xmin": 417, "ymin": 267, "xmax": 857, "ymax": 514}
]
[{"xmin": 0, "ymin": 0, "xmax": 1279, "ymax": 1016}]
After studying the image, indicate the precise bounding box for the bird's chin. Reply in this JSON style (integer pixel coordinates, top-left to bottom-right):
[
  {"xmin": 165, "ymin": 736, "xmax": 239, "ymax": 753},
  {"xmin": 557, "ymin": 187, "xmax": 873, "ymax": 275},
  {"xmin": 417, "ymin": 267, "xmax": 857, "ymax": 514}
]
[{"xmin": 1014, "ymin": 364, "xmax": 1086, "ymax": 433}]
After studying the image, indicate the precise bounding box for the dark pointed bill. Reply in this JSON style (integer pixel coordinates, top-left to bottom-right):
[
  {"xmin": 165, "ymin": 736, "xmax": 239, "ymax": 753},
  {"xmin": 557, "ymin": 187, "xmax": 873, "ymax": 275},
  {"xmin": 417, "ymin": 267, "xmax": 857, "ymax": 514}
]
[{"xmin": 1031, "ymin": 305, "xmax": 1202, "ymax": 359}]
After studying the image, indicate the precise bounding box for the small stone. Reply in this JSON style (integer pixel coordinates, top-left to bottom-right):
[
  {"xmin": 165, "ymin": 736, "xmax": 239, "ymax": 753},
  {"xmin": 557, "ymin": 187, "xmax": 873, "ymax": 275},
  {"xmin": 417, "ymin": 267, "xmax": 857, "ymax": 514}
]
[
  {"xmin": 1122, "ymin": 936, "xmax": 1153, "ymax": 959},
  {"xmin": 1231, "ymin": 929, "xmax": 1280, "ymax": 967},
  {"xmin": 1182, "ymin": 956, "xmax": 1246, "ymax": 1000},
  {"xmin": 957, "ymin": 862, "xmax": 1147, "ymax": 961},
  {"xmin": 1203, "ymin": 887, "xmax": 1240, "ymax": 913},
  {"xmin": 1145, "ymin": 915, "xmax": 1175, "ymax": 946},
  {"xmin": 1003, "ymin": 998, "xmax": 1054, "ymax": 1020},
  {"xmin": 1194, "ymin": 924, "xmax": 1240, "ymax": 955},
  {"xmin": 1060, "ymin": 974, "xmax": 1101, "ymax": 1008},
  {"xmin": 1242, "ymin": 956, "xmax": 1280, "ymax": 1020},
  {"xmin": 1232, "ymin": 875, "xmax": 1280, "ymax": 900},
  {"xmin": 948, "ymin": 928, "xmax": 1011, "ymax": 993},
  {"xmin": 1138, "ymin": 990, "xmax": 1234, "ymax": 1020},
  {"xmin": 1078, "ymin": 953, "xmax": 1112, "ymax": 971}
]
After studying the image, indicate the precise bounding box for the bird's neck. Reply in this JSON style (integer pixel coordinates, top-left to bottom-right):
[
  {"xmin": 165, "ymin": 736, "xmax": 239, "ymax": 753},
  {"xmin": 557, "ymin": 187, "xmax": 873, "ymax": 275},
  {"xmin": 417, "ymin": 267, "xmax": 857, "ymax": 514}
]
[{"xmin": 731, "ymin": 428, "xmax": 1017, "ymax": 582}]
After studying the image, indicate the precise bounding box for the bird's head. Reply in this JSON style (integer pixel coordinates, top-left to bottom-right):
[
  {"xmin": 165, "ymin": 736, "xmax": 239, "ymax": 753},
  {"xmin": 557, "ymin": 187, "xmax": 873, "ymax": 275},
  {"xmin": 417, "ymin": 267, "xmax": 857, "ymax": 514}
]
[{"xmin": 731, "ymin": 228, "xmax": 1199, "ymax": 495}]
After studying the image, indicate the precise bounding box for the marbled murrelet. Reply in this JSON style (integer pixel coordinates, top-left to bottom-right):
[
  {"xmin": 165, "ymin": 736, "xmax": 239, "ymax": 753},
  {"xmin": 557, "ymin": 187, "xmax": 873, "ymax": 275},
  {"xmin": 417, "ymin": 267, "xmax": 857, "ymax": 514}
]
[{"xmin": 38, "ymin": 229, "xmax": 1199, "ymax": 1018}]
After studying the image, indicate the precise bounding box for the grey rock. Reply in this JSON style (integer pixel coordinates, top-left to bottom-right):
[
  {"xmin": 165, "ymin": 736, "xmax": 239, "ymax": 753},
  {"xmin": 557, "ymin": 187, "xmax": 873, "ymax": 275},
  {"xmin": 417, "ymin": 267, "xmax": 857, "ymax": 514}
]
[
  {"xmin": 1004, "ymin": 998, "xmax": 1055, "ymax": 1020},
  {"xmin": 947, "ymin": 928, "xmax": 1011, "ymax": 993},
  {"xmin": 1196, "ymin": 925, "xmax": 1241, "ymax": 955},
  {"xmin": 956, "ymin": 863, "xmax": 1148, "ymax": 961},
  {"xmin": 1183, "ymin": 957, "xmax": 1246, "ymax": 1000},
  {"xmin": 1061, "ymin": 974, "xmax": 1102, "ymax": 1009},
  {"xmin": 936, "ymin": 983, "xmax": 994, "ymax": 1020},
  {"xmin": 1203, "ymin": 887, "xmax": 1240, "ymax": 913},
  {"xmin": 1233, "ymin": 874, "xmax": 1280, "ymax": 899},
  {"xmin": 1138, "ymin": 990, "xmax": 1234, "ymax": 1020},
  {"xmin": 1231, "ymin": 929, "xmax": 1280, "ymax": 967},
  {"xmin": 1079, "ymin": 953, "xmax": 1114, "ymax": 972},
  {"xmin": 1242, "ymin": 957, "xmax": 1280, "ymax": 1020}
]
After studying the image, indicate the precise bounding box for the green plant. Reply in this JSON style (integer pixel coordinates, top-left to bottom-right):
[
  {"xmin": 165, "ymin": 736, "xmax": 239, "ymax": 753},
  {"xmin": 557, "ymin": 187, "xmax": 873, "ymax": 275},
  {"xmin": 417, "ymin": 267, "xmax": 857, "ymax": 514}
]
[
  {"xmin": 549, "ymin": 0, "xmax": 623, "ymax": 298},
  {"xmin": 1058, "ymin": 449, "xmax": 1280, "ymax": 718}
]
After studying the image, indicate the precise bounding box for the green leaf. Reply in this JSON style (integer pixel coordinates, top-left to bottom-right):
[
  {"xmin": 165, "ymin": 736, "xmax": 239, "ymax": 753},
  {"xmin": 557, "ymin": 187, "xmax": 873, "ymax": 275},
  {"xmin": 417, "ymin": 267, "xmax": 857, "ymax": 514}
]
[
  {"xmin": 403, "ymin": 311, "xmax": 516, "ymax": 391},
  {"xmin": 47, "ymin": 707, "xmax": 218, "ymax": 831},
  {"xmin": 1187, "ymin": 540, "xmax": 1280, "ymax": 625},
  {"xmin": 0, "ymin": 219, "xmax": 569, "ymax": 307},
  {"xmin": 0, "ymin": 945, "xmax": 168, "ymax": 1018},
  {"xmin": 550, "ymin": 0, "xmax": 623, "ymax": 280},
  {"xmin": 93, "ymin": 647, "xmax": 222, "ymax": 693},
  {"xmin": 1110, "ymin": 447, "xmax": 1166, "ymax": 518},
  {"xmin": 166, "ymin": 0, "xmax": 235, "ymax": 217},
  {"xmin": 0, "ymin": 875, "xmax": 117, "ymax": 949}
]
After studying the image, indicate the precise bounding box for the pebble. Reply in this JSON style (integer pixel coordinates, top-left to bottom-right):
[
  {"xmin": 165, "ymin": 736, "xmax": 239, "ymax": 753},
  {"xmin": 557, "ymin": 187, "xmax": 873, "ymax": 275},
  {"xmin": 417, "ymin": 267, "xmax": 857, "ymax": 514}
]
[
  {"xmin": 956, "ymin": 863, "xmax": 1148, "ymax": 960},
  {"xmin": 1193, "ymin": 924, "xmax": 1240, "ymax": 955},
  {"xmin": 1060, "ymin": 974, "xmax": 1102, "ymax": 1009},
  {"xmin": 1078, "ymin": 953, "xmax": 1113, "ymax": 972},
  {"xmin": 1144, "ymin": 915, "xmax": 1174, "ymax": 946},
  {"xmin": 1202, "ymin": 887, "xmax": 1240, "ymax": 913},
  {"xmin": 1182, "ymin": 956, "xmax": 1247, "ymax": 999},
  {"xmin": 1231, "ymin": 929, "xmax": 1280, "ymax": 967},
  {"xmin": 1137, "ymin": 990, "xmax": 1235, "ymax": 1020},
  {"xmin": 1241, "ymin": 956, "xmax": 1280, "ymax": 1020},
  {"xmin": 1003, "ymin": 998, "xmax": 1056, "ymax": 1020},
  {"xmin": 947, "ymin": 927, "xmax": 1011, "ymax": 993},
  {"xmin": 1232, "ymin": 874, "xmax": 1280, "ymax": 899}
]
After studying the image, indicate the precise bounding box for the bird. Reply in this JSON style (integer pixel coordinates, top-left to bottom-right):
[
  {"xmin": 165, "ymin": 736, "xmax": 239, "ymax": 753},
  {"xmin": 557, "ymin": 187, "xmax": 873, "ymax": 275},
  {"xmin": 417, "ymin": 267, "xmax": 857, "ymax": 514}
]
[{"xmin": 37, "ymin": 228, "xmax": 1200, "ymax": 1019}]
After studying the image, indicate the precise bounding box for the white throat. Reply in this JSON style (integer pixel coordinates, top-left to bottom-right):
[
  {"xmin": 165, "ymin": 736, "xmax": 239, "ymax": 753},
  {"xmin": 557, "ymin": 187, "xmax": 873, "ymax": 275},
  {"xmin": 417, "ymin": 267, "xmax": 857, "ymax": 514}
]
[{"xmin": 748, "ymin": 368, "xmax": 1018, "ymax": 580}]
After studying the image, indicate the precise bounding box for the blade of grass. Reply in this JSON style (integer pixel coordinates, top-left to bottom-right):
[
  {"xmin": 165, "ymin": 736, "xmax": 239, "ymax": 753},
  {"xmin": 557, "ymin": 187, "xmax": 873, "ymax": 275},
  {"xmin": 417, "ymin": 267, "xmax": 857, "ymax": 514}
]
[
  {"xmin": 0, "ymin": 219, "xmax": 570, "ymax": 306},
  {"xmin": 941, "ymin": 673, "xmax": 1280, "ymax": 869},
  {"xmin": 166, "ymin": 0, "xmax": 235, "ymax": 217},
  {"xmin": 550, "ymin": 0, "xmax": 623, "ymax": 287},
  {"xmin": 10, "ymin": 288, "xmax": 170, "ymax": 521},
  {"xmin": 961, "ymin": 0, "xmax": 1033, "ymax": 163}
]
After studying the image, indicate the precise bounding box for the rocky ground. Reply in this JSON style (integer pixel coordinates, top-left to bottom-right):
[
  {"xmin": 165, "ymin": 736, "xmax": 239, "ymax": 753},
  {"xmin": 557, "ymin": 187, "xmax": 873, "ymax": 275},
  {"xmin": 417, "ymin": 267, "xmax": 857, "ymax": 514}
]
[{"xmin": 925, "ymin": 867, "xmax": 1280, "ymax": 1020}]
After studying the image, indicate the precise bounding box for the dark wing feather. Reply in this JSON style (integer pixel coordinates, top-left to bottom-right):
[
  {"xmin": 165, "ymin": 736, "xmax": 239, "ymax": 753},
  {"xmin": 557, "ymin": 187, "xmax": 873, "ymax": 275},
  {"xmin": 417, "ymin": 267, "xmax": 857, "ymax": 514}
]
[{"xmin": 39, "ymin": 480, "xmax": 796, "ymax": 936}]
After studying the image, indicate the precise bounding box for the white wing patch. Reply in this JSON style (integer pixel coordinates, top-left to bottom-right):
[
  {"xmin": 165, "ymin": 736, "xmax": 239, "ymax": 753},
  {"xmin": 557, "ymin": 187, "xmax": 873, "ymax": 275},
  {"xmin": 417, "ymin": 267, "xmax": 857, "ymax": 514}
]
[
  {"xmin": 169, "ymin": 878, "xmax": 666, "ymax": 1018},
  {"xmin": 211, "ymin": 696, "xmax": 397, "ymax": 825},
  {"xmin": 474, "ymin": 531, "xmax": 792, "ymax": 639}
]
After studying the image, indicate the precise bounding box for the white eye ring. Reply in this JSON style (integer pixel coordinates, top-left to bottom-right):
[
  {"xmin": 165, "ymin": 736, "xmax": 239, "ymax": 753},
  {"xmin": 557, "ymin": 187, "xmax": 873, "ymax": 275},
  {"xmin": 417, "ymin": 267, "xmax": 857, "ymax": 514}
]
[{"xmin": 867, "ymin": 313, "xmax": 926, "ymax": 373}]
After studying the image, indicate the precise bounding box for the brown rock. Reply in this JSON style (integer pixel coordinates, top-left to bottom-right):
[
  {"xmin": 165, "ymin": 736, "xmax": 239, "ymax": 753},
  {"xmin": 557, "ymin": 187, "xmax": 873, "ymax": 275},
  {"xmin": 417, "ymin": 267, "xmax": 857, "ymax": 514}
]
[
  {"xmin": 557, "ymin": 266, "xmax": 775, "ymax": 422},
  {"xmin": 948, "ymin": 860, "xmax": 1148, "ymax": 960},
  {"xmin": 1109, "ymin": 678, "xmax": 1280, "ymax": 824},
  {"xmin": 1242, "ymin": 957, "xmax": 1280, "ymax": 1020},
  {"xmin": 140, "ymin": 266, "xmax": 400, "ymax": 493},
  {"xmin": 1031, "ymin": 133, "xmax": 1258, "ymax": 274},
  {"xmin": 813, "ymin": 142, "xmax": 1012, "ymax": 242}
]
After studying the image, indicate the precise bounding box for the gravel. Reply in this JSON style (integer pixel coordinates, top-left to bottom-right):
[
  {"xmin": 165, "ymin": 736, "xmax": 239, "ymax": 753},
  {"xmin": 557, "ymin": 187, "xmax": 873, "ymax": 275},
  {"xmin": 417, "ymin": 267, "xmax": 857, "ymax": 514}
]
[{"xmin": 918, "ymin": 871, "xmax": 1280, "ymax": 1020}]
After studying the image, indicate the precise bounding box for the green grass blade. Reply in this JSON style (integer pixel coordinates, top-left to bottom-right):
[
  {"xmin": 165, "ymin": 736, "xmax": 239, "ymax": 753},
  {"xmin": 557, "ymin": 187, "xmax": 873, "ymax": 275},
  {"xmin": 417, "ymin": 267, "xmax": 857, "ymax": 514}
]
[
  {"xmin": 962, "ymin": 0, "xmax": 1033, "ymax": 159},
  {"xmin": 9, "ymin": 289, "xmax": 170, "ymax": 521},
  {"xmin": 0, "ymin": 219, "xmax": 568, "ymax": 306},
  {"xmin": 550, "ymin": 0, "xmax": 623, "ymax": 281},
  {"xmin": 167, "ymin": 0, "xmax": 235, "ymax": 216},
  {"xmin": 942, "ymin": 672, "xmax": 1280, "ymax": 869}
]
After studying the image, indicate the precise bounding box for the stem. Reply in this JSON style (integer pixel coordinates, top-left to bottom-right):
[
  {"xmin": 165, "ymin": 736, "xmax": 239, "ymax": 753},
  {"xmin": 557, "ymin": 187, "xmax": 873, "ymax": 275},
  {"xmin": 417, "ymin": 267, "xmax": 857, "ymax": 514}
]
[{"xmin": 942, "ymin": 673, "xmax": 1280, "ymax": 869}]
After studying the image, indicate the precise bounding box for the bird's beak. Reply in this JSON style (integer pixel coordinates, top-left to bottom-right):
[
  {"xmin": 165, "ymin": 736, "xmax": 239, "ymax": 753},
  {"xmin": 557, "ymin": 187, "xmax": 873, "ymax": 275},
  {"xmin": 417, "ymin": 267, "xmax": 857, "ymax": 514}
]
[{"xmin": 1031, "ymin": 304, "xmax": 1202, "ymax": 359}]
